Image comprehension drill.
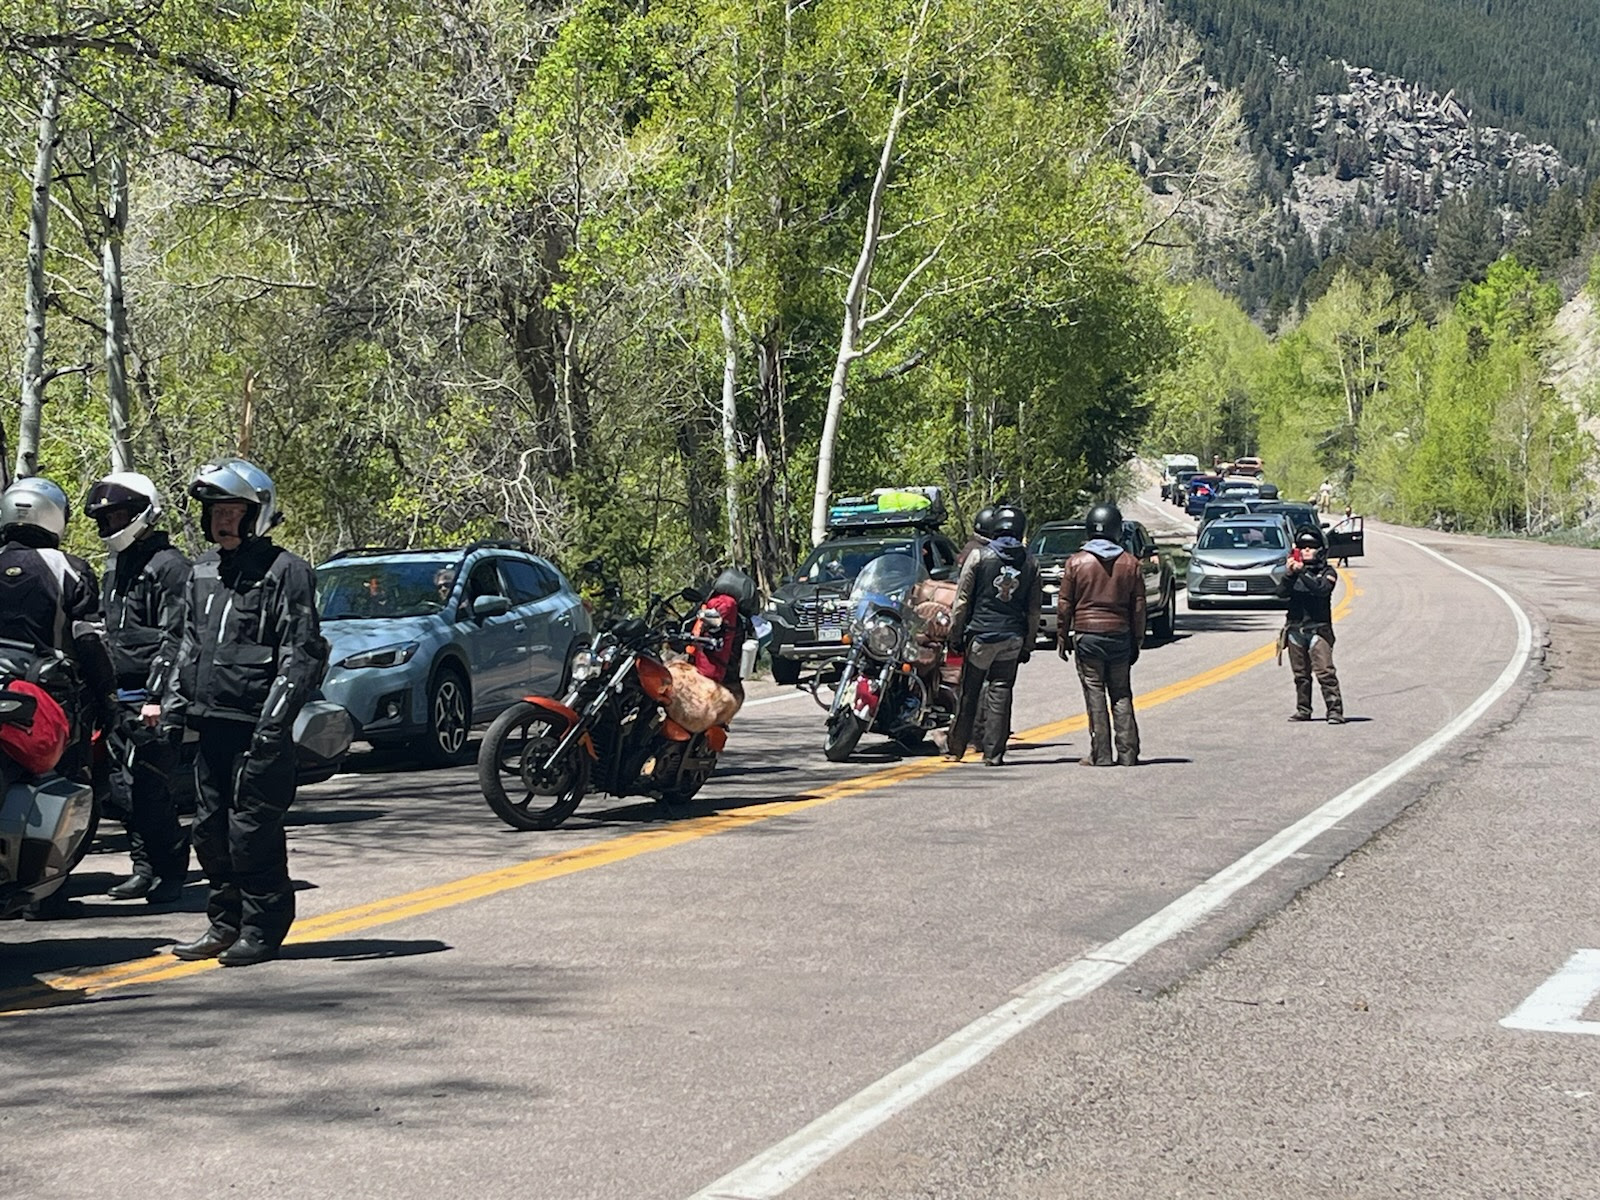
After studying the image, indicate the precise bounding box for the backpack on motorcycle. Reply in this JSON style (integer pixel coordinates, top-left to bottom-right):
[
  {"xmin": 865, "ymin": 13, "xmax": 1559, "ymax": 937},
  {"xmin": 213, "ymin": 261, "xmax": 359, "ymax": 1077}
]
[
  {"xmin": 0, "ymin": 680, "xmax": 70, "ymax": 776},
  {"xmin": 710, "ymin": 567, "xmax": 760, "ymax": 617},
  {"xmin": 0, "ymin": 642, "xmax": 82, "ymax": 738}
]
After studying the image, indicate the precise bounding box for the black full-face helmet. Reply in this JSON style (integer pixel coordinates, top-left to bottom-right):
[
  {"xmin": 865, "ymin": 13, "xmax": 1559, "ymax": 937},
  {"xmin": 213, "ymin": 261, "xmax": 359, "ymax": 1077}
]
[
  {"xmin": 989, "ymin": 504, "xmax": 1026, "ymax": 540},
  {"xmin": 1295, "ymin": 525, "xmax": 1326, "ymax": 551},
  {"xmin": 1085, "ymin": 501, "xmax": 1123, "ymax": 541},
  {"xmin": 972, "ymin": 505, "xmax": 998, "ymax": 537}
]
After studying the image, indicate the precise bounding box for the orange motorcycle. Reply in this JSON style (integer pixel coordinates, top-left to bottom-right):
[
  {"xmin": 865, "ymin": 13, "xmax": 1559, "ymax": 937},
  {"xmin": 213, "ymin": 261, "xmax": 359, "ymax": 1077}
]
[{"xmin": 477, "ymin": 590, "xmax": 728, "ymax": 830}]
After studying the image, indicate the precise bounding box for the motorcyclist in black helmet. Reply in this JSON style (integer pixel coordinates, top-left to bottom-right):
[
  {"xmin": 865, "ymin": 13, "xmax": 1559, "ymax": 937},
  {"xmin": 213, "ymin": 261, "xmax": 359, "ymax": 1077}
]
[
  {"xmin": 161, "ymin": 459, "xmax": 326, "ymax": 966},
  {"xmin": 1278, "ymin": 525, "xmax": 1344, "ymax": 724},
  {"xmin": 86, "ymin": 471, "xmax": 193, "ymax": 904},
  {"xmin": 1057, "ymin": 501, "xmax": 1143, "ymax": 766},
  {"xmin": 947, "ymin": 503, "xmax": 1042, "ymax": 766},
  {"xmin": 957, "ymin": 505, "xmax": 998, "ymax": 566}
]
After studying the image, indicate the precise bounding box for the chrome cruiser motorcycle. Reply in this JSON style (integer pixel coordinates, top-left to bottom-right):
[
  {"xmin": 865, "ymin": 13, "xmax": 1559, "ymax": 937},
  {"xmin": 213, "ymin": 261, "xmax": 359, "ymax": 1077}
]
[{"xmin": 817, "ymin": 553, "xmax": 958, "ymax": 761}]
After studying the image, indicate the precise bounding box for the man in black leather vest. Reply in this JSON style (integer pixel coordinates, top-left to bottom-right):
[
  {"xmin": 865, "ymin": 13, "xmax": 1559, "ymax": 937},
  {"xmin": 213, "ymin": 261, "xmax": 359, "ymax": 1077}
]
[{"xmin": 946, "ymin": 504, "xmax": 1042, "ymax": 766}]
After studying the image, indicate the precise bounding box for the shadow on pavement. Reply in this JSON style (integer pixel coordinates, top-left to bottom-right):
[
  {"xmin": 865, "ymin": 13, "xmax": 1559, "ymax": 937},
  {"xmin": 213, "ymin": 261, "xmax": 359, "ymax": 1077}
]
[{"xmin": 280, "ymin": 938, "xmax": 451, "ymax": 962}]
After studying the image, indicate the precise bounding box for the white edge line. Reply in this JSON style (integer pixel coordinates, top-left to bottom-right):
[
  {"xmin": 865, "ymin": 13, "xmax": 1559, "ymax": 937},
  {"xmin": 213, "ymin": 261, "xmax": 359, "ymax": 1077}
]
[
  {"xmin": 744, "ymin": 691, "xmax": 808, "ymax": 707},
  {"xmin": 691, "ymin": 531, "xmax": 1535, "ymax": 1200}
]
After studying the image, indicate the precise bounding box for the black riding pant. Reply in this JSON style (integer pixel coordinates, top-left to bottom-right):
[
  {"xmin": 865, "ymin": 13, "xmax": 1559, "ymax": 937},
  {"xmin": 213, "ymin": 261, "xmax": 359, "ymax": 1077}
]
[
  {"xmin": 191, "ymin": 717, "xmax": 297, "ymax": 944},
  {"xmin": 1075, "ymin": 632, "xmax": 1140, "ymax": 766},
  {"xmin": 949, "ymin": 636, "xmax": 1022, "ymax": 763},
  {"xmin": 108, "ymin": 706, "xmax": 189, "ymax": 882}
]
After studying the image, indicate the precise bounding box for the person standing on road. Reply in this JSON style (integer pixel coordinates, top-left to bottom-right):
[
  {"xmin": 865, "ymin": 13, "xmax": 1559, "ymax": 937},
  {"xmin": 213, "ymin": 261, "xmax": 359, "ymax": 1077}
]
[
  {"xmin": 946, "ymin": 504, "xmax": 1042, "ymax": 767},
  {"xmin": 86, "ymin": 472, "xmax": 193, "ymax": 905},
  {"xmin": 1057, "ymin": 502, "xmax": 1144, "ymax": 767},
  {"xmin": 1278, "ymin": 526, "xmax": 1343, "ymax": 724},
  {"xmin": 165, "ymin": 460, "xmax": 326, "ymax": 967}
]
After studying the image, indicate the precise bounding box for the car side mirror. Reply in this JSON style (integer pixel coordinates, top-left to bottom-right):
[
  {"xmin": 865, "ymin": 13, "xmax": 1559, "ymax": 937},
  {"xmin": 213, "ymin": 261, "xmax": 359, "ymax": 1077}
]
[
  {"xmin": 472, "ymin": 594, "xmax": 512, "ymax": 619},
  {"xmin": 780, "ymin": 573, "xmax": 796, "ymax": 586},
  {"xmin": 1321, "ymin": 521, "xmax": 1331, "ymax": 530},
  {"xmin": 929, "ymin": 565, "xmax": 955, "ymax": 582}
]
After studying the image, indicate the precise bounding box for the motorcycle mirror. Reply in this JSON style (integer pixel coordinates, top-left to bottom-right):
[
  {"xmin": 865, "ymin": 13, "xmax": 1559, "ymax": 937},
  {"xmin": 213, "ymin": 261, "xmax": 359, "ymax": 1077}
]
[{"xmin": 681, "ymin": 586, "xmax": 706, "ymax": 605}]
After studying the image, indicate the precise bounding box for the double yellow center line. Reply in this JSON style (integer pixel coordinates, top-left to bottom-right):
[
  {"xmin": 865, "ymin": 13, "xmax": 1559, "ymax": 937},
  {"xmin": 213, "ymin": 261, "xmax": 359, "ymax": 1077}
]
[{"xmin": 4, "ymin": 577, "xmax": 1357, "ymax": 1014}]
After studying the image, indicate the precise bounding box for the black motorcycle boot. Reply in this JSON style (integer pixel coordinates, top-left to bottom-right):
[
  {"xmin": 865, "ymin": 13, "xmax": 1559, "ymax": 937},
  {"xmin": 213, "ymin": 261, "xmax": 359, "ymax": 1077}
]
[
  {"xmin": 107, "ymin": 873, "xmax": 156, "ymax": 900},
  {"xmin": 171, "ymin": 926, "xmax": 238, "ymax": 960},
  {"xmin": 218, "ymin": 932, "xmax": 280, "ymax": 967},
  {"xmin": 145, "ymin": 876, "xmax": 186, "ymax": 905}
]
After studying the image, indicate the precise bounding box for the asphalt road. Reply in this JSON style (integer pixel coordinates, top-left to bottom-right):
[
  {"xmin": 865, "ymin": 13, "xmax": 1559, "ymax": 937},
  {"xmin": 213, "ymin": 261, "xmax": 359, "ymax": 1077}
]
[{"xmin": 3, "ymin": 503, "xmax": 1595, "ymax": 1200}]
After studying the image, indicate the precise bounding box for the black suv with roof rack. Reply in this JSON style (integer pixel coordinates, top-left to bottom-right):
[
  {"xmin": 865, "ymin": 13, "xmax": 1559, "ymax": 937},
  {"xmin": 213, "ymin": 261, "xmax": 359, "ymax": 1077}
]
[{"xmin": 763, "ymin": 490, "xmax": 958, "ymax": 684}]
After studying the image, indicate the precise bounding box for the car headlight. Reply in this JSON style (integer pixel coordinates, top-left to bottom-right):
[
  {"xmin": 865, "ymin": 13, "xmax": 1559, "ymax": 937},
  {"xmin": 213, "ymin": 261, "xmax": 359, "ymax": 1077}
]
[
  {"xmin": 338, "ymin": 641, "xmax": 420, "ymax": 670},
  {"xmin": 864, "ymin": 614, "xmax": 904, "ymax": 658}
]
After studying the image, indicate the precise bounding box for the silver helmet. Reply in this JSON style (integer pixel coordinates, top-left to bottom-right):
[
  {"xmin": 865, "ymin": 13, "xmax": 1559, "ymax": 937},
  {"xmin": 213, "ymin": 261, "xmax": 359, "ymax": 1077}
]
[
  {"xmin": 0, "ymin": 477, "xmax": 71, "ymax": 543},
  {"xmin": 188, "ymin": 458, "xmax": 280, "ymax": 541},
  {"xmin": 85, "ymin": 471, "xmax": 164, "ymax": 553}
]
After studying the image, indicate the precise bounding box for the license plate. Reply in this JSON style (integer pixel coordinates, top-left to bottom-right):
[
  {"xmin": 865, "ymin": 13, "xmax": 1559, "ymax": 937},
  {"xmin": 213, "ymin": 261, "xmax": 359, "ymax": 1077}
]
[
  {"xmin": 819, "ymin": 625, "xmax": 842, "ymax": 641},
  {"xmin": 1228, "ymin": 579, "xmax": 1248, "ymax": 593}
]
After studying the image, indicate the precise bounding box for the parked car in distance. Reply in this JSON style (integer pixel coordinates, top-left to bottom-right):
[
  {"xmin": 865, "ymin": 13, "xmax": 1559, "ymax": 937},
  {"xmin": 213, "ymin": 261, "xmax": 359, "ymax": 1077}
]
[
  {"xmin": 1160, "ymin": 454, "xmax": 1201, "ymax": 500},
  {"xmin": 1185, "ymin": 516, "xmax": 1293, "ymax": 609},
  {"xmin": 315, "ymin": 541, "xmax": 591, "ymax": 765},
  {"xmin": 766, "ymin": 489, "xmax": 958, "ymax": 684},
  {"xmin": 1170, "ymin": 469, "xmax": 1201, "ymax": 505},
  {"xmin": 1183, "ymin": 474, "xmax": 1224, "ymax": 516},
  {"xmin": 1030, "ymin": 518, "xmax": 1176, "ymax": 643},
  {"xmin": 1248, "ymin": 500, "xmax": 1322, "ymax": 535},
  {"xmin": 1232, "ymin": 456, "xmax": 1265, "ymax": 477},
  {"xmin": 1213, "ymin": 477, "xmax": 1263, "ymax": 500},
  {"xmin": 1199, "ymin": 500, "xmax": 1251, "ymax": 530}
]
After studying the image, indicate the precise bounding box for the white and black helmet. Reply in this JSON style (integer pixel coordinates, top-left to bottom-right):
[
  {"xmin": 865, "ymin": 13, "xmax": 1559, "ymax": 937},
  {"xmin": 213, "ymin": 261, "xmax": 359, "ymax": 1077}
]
[
  {"xmin": 0, "ymin": 477, "xmax": 71, "ymax": 543},
  {"xmin": 85, "ymin": 471, "xmax": 163, "ymax": 553},
  {"xmin": 189, "ymin": 458, "xmax": 280, "ymax": 541}
]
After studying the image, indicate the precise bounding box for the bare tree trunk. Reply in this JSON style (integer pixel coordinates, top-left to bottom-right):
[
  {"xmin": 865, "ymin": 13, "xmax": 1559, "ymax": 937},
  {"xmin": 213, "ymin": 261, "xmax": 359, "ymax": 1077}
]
[
  {"xmin": 102, "ymin": 146, "xmax": 133, "ymax": 473},
  {"xmin": 809, "ymin": 0, "xmax": 928, "ymax": 546},
  {"xmin": 18, "ymin": 63, "xmax": 63, "ymax": 482},
  {"xmin": 719, "ymin": 36, "xmax": 744, "ymax": 564}
]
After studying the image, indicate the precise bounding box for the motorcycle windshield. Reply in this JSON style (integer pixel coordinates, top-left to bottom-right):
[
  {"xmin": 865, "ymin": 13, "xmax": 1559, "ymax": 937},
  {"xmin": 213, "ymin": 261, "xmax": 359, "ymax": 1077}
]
[{"xmin": 847, "ymin": 552, "xmax": 926, "ymax": 629}]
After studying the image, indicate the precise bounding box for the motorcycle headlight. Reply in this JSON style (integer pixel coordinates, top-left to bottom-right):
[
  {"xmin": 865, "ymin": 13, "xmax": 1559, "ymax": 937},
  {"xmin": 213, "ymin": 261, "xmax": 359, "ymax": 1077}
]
[
  {"xmin": 338, "ymin": 641, "xmax": 420, "ymax": 670},
  {"xmin": 864, "ymin": 614, "xmax": 904, "ymax": 658},
  {"xmin": 570, "ymin": 645, "xmax": 614, "ymax": 682}
]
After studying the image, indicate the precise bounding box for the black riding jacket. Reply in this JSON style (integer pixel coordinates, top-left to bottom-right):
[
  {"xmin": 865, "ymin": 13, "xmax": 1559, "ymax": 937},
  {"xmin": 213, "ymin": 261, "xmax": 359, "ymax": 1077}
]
[
  {"xmin": 1277, "ymin": 557, "xmax": 1338, "ymax": 626},
  {"xmin": 0, "ymin": 539, "xmax": 117, "ymax": 713},
  {"xmin": 102, "ymin": 531, "xmax": 191, "ymax": 695},
  {"xmin": 167, "ymin": 537, "xmax": 325, "ymax": 746}
]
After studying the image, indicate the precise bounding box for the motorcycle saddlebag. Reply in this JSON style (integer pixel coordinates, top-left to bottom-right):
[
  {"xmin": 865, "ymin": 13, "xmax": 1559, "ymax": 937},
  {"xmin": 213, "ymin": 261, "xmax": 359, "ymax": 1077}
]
[
  {"xmin": 0, "ymin": 681, "xmax": 69, "ymax": 776},
  {"xmin": 293, "ymin": 700, "xmax": 355, "ymax": 772}
]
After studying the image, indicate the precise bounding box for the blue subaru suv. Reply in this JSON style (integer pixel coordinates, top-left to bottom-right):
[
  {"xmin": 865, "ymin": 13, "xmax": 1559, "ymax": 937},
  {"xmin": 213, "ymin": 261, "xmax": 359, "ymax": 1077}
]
[{"xmin": 314, "ymin": 541, "xmax": 591, "ymax": 765}]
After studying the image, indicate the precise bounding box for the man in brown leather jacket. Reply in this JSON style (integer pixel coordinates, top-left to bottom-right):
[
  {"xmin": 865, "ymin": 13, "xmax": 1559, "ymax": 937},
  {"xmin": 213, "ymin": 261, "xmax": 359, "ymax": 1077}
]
[{"xmin": 1057, "ymin": 502, "xmax": 1145, "ymax": 766}]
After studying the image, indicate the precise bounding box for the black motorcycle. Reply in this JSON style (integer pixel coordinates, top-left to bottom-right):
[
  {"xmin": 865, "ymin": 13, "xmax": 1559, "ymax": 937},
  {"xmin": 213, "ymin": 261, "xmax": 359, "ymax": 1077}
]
[{"xmin": 817, "ymin": 553, "xmax": 958, "ymax": 761}]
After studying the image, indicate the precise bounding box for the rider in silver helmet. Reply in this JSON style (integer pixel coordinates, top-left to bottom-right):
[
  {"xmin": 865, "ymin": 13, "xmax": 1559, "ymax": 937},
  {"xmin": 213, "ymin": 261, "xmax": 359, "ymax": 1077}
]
[{"xmin": 159, "ymin": 459, "xmax": 325, "ymax": 966}]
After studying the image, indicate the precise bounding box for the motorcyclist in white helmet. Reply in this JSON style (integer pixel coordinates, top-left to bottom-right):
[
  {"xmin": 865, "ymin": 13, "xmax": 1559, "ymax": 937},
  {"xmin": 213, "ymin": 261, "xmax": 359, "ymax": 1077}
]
[
  {"xmin": 157, "ymin": 459, "xmax": 326, "ymax": 966},
  {"xmin": 85, "ymin": 472, "xmax": 193, "ymax": 904}
]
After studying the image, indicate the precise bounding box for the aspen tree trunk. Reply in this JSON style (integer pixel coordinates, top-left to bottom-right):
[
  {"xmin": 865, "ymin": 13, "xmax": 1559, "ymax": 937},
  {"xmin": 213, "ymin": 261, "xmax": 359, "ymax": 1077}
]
[
  {"xmin": 719, "ymin": 34, "xmax": 744, "ymax": 564},
  {"xmin": 102, "ymin": 147, "xmax": 133, "ymax": 473},
  {"xmin": 18, "ymin": 64, "xmax": 63, "ymax": 482},
  {"xmin": 808, "ymin": 8, "xmax": 924, "ymax": 546}
]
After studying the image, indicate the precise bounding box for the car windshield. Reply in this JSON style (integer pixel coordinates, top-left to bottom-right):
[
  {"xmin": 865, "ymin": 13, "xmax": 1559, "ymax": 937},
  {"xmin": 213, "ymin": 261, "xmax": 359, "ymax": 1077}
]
[
  {"xmin": 1031, "ymin": 528, "xmax": 1087, "ymax": 557},
  {"xmin": 798, "ymin": 539, "xmax": 909, "ymax": 583},
  {"xmin": 1197, "ymin": 524, "xmax": 1287, "ymax": 552},
  {"xmin": 317, "ymin": 558, "xmax": 460, "ymax": 620}
]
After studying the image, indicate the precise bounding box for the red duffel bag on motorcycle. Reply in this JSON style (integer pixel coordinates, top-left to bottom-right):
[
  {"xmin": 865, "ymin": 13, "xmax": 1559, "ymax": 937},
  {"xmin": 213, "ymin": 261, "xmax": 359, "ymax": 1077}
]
[{"xmin": 0, "ymin": 680, "xmax": 70, "ymax": 775}]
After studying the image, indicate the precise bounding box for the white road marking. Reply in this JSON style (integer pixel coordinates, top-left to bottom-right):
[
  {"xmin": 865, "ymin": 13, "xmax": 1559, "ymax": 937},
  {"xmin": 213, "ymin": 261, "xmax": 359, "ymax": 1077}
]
[
  {"xmin": 690, "ymin": 532, "xmax": 1535, "ymax": 1200},
  {"xmin": 1501, "ymin": 950, "xmax": 1600, "ymax": 1037},
  {"xmin": 744, "ymin": 691, "xmax": 808, "ymax": 707}
]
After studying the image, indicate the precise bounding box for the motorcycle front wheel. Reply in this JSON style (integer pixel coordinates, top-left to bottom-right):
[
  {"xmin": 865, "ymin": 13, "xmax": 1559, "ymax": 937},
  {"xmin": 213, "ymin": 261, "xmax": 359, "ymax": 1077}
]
[
  {"xmin": 478, "ymin": 703, "xmax": 591, "ymax": 830},
  {"xmin": 823, "ymin": 709, "xmax": 867, "ymax": 762}
]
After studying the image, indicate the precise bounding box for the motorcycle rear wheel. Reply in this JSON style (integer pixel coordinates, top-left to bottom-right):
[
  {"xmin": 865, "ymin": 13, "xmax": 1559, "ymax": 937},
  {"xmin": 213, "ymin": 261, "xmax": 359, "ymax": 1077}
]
[
  {"xmin": 823, "ymin": 710, "xmax": 867, "ymax": 762},
  {"xmin": 478, "ymin": 703, "xmax": 590, "ymax": 831}
]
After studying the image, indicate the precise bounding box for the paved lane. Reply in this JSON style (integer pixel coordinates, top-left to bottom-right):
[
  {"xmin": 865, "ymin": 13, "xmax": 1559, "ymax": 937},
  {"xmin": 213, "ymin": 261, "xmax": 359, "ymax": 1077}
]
[{"xmin": 0, "ymin": 524, "xmax": 1538, "ymax": 1200}]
